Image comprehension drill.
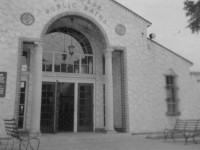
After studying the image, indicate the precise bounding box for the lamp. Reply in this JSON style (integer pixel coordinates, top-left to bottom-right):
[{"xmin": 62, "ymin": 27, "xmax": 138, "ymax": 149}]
[
  {"xmin": 62, "ymin": 54, "xmax": 67, "ymax": 61},
  {"xmin": 68, "ymin": 18, "xmax": 75, "ymax": 56},
  {"xmin": 62, "ymin": 33, "xmax": 67, "ymax": 61},
  {"xmin": 62, "ymin": 28, "xmax": 67, "ymax": 61},
  {"xmin": 68, "ymin": 45, "xmax": 75, "ymax": 56}
]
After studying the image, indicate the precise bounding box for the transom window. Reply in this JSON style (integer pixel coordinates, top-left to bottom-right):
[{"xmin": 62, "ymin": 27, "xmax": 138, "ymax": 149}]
[
  {"xmin": 21, "ymin": 43, "xmax": 31, "ymax": 72},
  {"xmin": 43, "ymin": 28, "xmax": 93, "ymax": 74}
]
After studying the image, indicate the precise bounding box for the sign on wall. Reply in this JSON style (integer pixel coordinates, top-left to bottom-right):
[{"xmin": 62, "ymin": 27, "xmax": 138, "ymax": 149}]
[{"xmin": 0, "ymin": 72, "xmax": 7, "ymax": 97}]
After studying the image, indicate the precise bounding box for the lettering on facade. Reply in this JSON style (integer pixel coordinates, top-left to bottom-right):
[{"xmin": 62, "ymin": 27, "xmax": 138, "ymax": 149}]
[
  {"xmin": 45, "ymin": 0, "xmax": 107, "ymax": 24},
  {"xmin": 0, "ymin": 72, "xmax": 7, "ymax": 97}
]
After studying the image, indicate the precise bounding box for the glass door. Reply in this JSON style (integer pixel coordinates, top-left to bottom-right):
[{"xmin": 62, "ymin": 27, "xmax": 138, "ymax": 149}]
[
  {"xmin": 58, "ymin": 83, "xmax": 74, "ymax": 132},
  {"xmin": 77, "ymin": 83, "xmax": 93, "ymax": 132},
  {"xmin": 40, "ymin": 82, "xmax": 55, "ymax": 133},
  {"xmin": 40, "ymin": 82, "xmax": 75, "ymax": 133}
]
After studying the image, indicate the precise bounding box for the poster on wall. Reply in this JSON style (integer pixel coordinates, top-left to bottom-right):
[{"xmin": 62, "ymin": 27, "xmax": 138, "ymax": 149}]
[{"xmin": 0, "ymin": 72, "xmax": 7, "ymax": 97}]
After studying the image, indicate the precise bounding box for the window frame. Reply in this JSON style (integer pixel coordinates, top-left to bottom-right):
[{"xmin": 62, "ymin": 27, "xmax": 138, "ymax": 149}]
[
  {"xmin": 165, "ymin": 72, "xmax": 180, "ymax": 116},
  {"xmin": 42, "ymin": 51, "xmax": 94, "ymax": 75},
  {"xmin": 21, "ymin": 43, "xmax": 31, "ymax": 72},
  {"xmin": 18, "ymin": 78, "xmax": 28, "ymax": 130},
  {"xmin": 43, "ymin": 28, "xmax": 94, "ymax": 75}
]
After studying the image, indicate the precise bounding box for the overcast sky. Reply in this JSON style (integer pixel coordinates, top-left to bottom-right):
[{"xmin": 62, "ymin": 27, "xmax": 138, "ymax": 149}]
[{"xmin": 115, "ymin": 0, "xmax": 200, "ymax": 71}]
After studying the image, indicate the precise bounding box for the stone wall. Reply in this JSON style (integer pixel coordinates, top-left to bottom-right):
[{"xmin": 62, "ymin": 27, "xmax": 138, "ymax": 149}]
[
  {"xmin": 127, "ymin": 39, "xmax": 200, "ymax": 133},
  {"xmin": 0, "ymin": 0, "xmax": 149, "ymax": 135},
  {"xmin": 2, "ymin": 0, "xmax": 198, "ymax": 135}
]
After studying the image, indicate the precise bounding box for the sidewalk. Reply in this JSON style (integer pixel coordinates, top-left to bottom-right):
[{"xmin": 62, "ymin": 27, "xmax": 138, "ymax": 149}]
[{"xmin": 1, "ymin": 133, "xmax": 200, "ymax": 150}]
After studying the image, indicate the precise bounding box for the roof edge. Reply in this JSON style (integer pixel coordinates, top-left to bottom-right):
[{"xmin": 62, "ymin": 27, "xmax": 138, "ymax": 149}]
[
  {"xmin": 190, "ymin": 72, "xmax": 200, "ymax": 75},
  {"xmin": 147, "ymin": 38, "xmax": 193, "ymax": 65},
  {"xmin": 111, "ymin": 0, "xmax": 152, "ymax": 27}
]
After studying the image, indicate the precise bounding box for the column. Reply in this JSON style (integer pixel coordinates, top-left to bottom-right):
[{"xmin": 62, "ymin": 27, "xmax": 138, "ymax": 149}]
[
  {"xmin": 104, "ymin": 49, "xmax": 116, "ymax": 133},
  {"xmin": 30, "ymin": 42, "xmax": 43, "ymax": 132}
]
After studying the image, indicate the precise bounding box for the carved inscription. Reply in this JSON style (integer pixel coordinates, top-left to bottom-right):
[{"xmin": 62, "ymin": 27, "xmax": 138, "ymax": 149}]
[{"xmin": 45, "ymin": 0, "xmax": 107, "ymax": 24}]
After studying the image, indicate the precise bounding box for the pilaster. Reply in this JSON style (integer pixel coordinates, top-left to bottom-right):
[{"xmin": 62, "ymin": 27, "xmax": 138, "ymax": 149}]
[{"xmin": 30, "ymin": 42, "xmax": 43, "ymax": 132}]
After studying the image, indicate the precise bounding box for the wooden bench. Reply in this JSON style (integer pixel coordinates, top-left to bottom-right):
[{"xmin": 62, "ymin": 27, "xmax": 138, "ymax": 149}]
[
  {"xmin": 164, "ymin": 119, "xmax": 200, "ymax": 144},
  {"xmin": 3, "ymin": 118, "xmax": 40, "ymax": 150}
]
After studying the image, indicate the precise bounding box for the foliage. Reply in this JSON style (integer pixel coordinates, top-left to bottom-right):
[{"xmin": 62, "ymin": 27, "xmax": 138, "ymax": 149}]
[{"xmin": 184, "ymin": 0, "xmax": 200, "ymax": 33}]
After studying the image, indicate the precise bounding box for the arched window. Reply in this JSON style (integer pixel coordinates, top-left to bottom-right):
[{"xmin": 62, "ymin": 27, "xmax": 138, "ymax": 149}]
[{"xmin": 42, "ymin": 28, "xmax": 93, "ymax": 74}]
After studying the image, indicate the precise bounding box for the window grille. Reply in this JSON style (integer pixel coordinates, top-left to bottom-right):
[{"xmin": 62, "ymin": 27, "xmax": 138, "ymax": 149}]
[{"xmin": 165, "ymin": 69, "xmax": 180, "ymax": 116}]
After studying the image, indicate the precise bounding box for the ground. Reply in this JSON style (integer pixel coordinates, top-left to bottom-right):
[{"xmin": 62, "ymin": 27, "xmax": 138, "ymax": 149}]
[{"xmin": 0, "ymin": 133, "xmax": 200, "ymax": 150}]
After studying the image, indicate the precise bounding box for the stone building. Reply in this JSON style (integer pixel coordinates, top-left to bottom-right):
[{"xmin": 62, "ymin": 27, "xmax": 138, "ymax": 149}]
[{"xmin": 0, "ymin": 0, "xmax": 200, "ymax": 137}]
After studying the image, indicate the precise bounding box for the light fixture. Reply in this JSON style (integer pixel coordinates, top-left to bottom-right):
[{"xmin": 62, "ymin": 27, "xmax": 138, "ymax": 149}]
[
  {"xmin": 62, "ymin": 53, "xmax": 67, "ymax": 61},
  {"xmin": 149, "ymin": 33, "xmax": 156, "ymax": 39},
  {"xmin": 69, "ymin": 45, "xmax": 75, "ymax": 56},
  {"xmin": 68, "ymin": 18, "xmax": 75, "ymax": 56},
  {"xmin": 62, "ymin": 33, "xmax": 67, "ymax": 62}
]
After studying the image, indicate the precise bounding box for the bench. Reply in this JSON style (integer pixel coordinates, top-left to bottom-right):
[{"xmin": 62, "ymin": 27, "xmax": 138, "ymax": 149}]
[
  {"xmin": 164, "ymin": 119, "xmax": 200, "ymax": 144},
  {"xmin": 3, "ymin": 118, "xmax": 40, "ymax": 150}
]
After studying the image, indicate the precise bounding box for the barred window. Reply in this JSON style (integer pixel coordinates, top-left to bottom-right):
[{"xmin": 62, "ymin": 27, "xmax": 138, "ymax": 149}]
[{"xmin": 165, "ymin": 70, "xmax": 180, "ymax": 116}]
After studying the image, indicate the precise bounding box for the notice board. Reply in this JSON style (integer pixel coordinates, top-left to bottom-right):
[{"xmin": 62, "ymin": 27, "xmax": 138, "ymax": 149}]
[{"xmin": 0, "ymin": 72, "xmax": 7, "ymax": 97}]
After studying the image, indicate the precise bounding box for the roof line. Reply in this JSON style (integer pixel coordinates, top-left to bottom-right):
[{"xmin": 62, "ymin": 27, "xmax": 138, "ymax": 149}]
[
  {"xmin": 111, "ymin": 0, "xmax": 152, "ymax": 27},
  {"xmin": 147, "ymin": 38, "xmax": 193, "ymax": 65},
  {"xmin": 190, "ymin": 72, "xmax": 200, "ymax": 75}
]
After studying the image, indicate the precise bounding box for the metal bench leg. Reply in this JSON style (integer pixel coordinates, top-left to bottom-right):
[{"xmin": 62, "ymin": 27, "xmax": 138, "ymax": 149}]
[
  {"xmin": 164, "ymin": 131, "xmax": 167, "ymax": 141},
  {"xmin": 185, "ymin": 138, "xmax": 188, "ymax": 145},
  {"xmin": 3, "ymin": 138, "xmax": 10, "ymax": 150},
  {"xmin": 164, "ymin": 130, "xmax": 171, "ymax": 142},
  {"xmin": 193, "ymin": 134, "xmax": 199, "ymax": 144},
  {"xmin": 10, "ymin": 138, "xmax": 15, "ymax": 150},
  {"xmin": 19, "ymin": 140, "xmax": 23, "ymax": 150},
  {"xmin": 183, "ymin": 134, "xmax": 188, "ymax": 145},
  {"xmin": 36, "ymin": 138, "xmax": 40, "ymax": 150},
  {"xmin": 172, "ymin": 132, "xmax": 176, "ymax": 142},
  {"xmin": 29, "ymin": 138, "xmax": 40, "ymax": 150},
  {"xmin": 26, "ymin": 141, "xmax": 31, "ymax": 150}
]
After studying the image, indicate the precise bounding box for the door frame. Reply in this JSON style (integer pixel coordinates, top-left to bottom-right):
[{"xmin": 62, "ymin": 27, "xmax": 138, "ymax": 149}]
[
  {"xmin": 77, "ymin": 83, "xmax": 94, "ymax": 132},
  {"xmin": 42, "ymin": 77, "xmax": 95, "ymax": 132},
  {"xmin": 20, "ymin": 75, "xmax": 29, "ymax": 130}
]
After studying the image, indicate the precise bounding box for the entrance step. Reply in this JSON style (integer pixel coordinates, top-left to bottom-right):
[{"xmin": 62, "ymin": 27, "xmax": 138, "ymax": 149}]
[{"xmin": 39, "ymin": 133, "xmax": 132, "ymax": 144}]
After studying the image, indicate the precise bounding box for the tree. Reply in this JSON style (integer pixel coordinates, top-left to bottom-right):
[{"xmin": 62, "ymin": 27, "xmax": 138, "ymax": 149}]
[{"xmin": 184, "ymin": 0, "xmax": 200, "ymax": 33}]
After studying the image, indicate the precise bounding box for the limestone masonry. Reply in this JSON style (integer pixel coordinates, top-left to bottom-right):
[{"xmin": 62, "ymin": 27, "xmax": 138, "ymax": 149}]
[{"xmin": 0, "ymin": 0, "xmax": 199, "ymax": 137}]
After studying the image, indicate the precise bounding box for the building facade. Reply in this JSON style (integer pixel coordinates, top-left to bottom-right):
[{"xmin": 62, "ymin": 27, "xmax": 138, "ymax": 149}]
[{"xmin": 0, "ymin": 0, "xmax": 200, "ymax": 137}]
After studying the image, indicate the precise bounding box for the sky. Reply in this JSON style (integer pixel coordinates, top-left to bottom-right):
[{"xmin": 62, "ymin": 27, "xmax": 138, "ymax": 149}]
[{"xmin": 115, "ymin": 0, "xmax": 200, "ymax": 71}]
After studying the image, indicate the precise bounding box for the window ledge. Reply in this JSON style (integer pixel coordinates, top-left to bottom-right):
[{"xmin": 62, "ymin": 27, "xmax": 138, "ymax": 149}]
[
  {"xmin": 166, "ymin": 112, "xmax": 181, "ymax": 116},
  {"xmin": 21, "ymin": 71, "xmax": 29, "ymax": 76},
  {"xmin": 43, "ymin": 72, "xmax": 96, "ymax": 79}
]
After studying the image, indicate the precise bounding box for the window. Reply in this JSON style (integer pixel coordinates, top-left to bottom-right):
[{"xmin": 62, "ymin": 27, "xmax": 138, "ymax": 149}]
[
  {"xmin": 43, "ymin": 28, "xmax": 93, "ymax": 75},
  {"xmin": 165, "ymin": 70, "xmax": 180, "ymax": 116},
  {"xmin": 103, "ymin": 56, "xmax": 105, "ymax": 75},
  {"xmin": 103, "ymin": 84, "xmax": 105, "ymax": 126},
  {"xmin": 21, "ymin": 43, "xmax": 31, "ymax": 72},
  {"xmin": 18, "ymin": 81, "xmax": 27, "ymax": 129}
]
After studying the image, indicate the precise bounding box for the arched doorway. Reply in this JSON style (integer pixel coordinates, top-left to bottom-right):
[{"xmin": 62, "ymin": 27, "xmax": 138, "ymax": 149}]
[{"xmin": 40, "ymin": 15, "xmax": 107, "ymax": 133}]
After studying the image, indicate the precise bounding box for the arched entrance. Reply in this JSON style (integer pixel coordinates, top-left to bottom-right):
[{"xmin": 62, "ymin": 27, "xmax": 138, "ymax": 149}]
[
  {"xmin": 40, "ymin": 13, "xmax": 108, "ymax": 133},
  {"xmin": 16, "ymin": 12, "xmax": 128, "ymax": 134}
]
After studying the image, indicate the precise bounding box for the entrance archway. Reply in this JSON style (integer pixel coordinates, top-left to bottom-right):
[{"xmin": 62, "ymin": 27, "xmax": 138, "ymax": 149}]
[
  {"xmin": 41, "ymin": 12, "xmax": 109, "ymax": 48},
  {"xmin": 39, "ymin": 12, "xmax": 109, "ymax": 133}
]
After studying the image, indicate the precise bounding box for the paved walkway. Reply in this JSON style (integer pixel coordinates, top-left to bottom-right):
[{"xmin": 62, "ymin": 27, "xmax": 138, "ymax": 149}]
[{"xmin": 1, "ymin": 133, "xmax": 200, "ymax": 150}]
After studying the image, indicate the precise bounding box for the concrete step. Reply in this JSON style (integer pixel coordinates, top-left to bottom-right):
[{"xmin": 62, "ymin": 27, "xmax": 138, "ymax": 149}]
[{"xmin": 39, "ymin": 133, "xmax": 132, "ymax": 143}]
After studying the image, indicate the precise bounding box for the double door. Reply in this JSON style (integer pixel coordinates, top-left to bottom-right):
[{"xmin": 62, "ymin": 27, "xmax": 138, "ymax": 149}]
[{"xmin": 40, "ymin": 82, "xmax": 93, "ymax": 133}]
